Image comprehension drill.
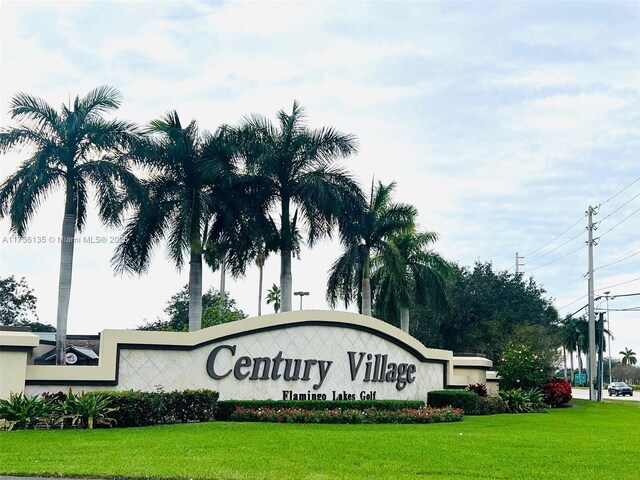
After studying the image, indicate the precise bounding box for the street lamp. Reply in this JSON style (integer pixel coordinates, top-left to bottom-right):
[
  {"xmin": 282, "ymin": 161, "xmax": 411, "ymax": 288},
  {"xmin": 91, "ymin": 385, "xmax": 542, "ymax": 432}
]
[{"xmin": 293, "ymin": 291, "xmax": 309, "ymax": 310}]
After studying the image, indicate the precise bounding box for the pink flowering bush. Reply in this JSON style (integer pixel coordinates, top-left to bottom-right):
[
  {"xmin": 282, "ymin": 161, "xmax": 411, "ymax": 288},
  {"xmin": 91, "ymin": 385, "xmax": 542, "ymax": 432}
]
[{"xmin": 230, "ymin": 406, "xmax": 463, "ymax": 424}]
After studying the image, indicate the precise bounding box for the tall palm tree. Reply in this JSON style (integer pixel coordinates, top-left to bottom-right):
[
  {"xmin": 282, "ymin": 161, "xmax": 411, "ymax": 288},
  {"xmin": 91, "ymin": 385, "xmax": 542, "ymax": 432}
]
[
  {"xmin": 620, "ymin": 347, "xmax": 637, "ymax": 365},
  {"xmin": 327, "ymin": 180, "xmax": 416, "ymax": 316},
  {"xmin": 0, "ymin": 86, "xmax": 139, "ymax": 364},
  {"xmin": 239, "ymin": 101, "xmax": 362, "ymax": 312},
  {"xmin": 113, "ymin": 113, "xmax": 252, "ymax": 331},
  {"xmin": 372, "ymin": 229, "xmax": 452, "ymax": 333},
  {"xmin": 561, "ymin": 315, "xmax": 578, "ymax": 384}
]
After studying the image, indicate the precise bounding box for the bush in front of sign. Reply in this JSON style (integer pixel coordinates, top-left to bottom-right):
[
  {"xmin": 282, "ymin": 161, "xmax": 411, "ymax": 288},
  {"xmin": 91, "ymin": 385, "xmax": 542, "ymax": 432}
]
[
  {"xmin": 427, "ymin": 390, "xmax": 479, "ymax": 414},
  {"xmin": 229, "ymin": 406, "xmax": 463, "ymax": 424},
  {"xmin": 101, "ymin": 389, "xmax": 219, "ymax": 427},
  {"xmin": 215, "ymin": 399, "xmax": 426, "ymax": 421}
]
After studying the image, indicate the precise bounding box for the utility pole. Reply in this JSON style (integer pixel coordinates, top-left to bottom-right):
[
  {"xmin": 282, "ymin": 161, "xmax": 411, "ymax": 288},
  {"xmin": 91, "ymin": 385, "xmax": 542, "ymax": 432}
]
[
  {"xmin": 587, "ymin": 205, "xmax": 597, "ymax": 401},
  {"xmin": 515, "ymin": 252, "xmax": 524, "ymax": 274}
]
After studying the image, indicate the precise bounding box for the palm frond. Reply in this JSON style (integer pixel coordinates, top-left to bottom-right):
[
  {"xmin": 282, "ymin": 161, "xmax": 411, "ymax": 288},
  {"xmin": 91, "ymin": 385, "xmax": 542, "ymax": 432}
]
[
  {"xmin": 9, "ymin": 92, "xmax": 60, "ymax": 132},
  {"xmin": 76, "ymin": 85, "xmax": 122, "ymax": 120}
]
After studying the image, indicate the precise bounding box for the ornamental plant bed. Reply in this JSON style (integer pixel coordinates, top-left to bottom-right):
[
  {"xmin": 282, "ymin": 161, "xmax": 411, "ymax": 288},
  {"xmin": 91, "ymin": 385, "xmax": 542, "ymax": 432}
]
[{"xmin": 229, "ymin": 406, "xmax": 463, "ymax": 424}]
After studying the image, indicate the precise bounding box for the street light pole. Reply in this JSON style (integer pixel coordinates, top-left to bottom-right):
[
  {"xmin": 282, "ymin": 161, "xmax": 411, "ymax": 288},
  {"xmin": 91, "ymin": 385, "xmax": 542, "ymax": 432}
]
[
  {"xmin": 604, "ymin": 291, "xmax": 612, "ymax": 385},
  {"xmin": 293, "ymin": 291, "xmax": 309, "ymax": 310}
]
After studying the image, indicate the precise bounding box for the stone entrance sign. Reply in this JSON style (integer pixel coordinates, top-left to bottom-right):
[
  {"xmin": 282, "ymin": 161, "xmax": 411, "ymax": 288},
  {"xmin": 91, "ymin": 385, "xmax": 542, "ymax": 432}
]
[{"xmin": 0, "ymin": 311, "xmax": 495, "ymax": 400}]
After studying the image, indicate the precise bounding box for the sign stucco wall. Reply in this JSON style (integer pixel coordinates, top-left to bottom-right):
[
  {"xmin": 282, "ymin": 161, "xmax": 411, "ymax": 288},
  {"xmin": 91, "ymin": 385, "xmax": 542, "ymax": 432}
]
[{"xmin": 5, "ymin": 311, "xmax": 494, "ymax": 400}]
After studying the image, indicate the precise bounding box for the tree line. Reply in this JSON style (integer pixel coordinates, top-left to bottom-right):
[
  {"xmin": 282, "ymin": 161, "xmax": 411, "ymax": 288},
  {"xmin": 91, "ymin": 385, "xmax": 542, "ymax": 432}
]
[{"xmin": 0, "ymin": 86, "xmax": 452, "ymax": 364}]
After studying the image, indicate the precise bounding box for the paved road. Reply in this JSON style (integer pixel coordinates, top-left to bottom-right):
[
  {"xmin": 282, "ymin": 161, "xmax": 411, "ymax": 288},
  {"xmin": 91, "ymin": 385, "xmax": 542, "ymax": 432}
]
[{"xmin": 571, "ymin": 387, "xmax": 639, "ymax": 402}]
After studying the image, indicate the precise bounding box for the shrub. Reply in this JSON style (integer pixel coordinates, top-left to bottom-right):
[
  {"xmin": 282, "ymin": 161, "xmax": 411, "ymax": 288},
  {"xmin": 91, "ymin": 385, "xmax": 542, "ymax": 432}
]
[
  {"xmin": 466, "ymin": 383, "xmax": 488, "ymax": 397},
  {"xmin": 500, "ymin": 388, "xmax": 547, "ymax": 413},
  {"xmin": 107, "ymin": 389, "xmax": 218, "ymax": 427},
  {"xmin": 541, "ymin": 379, "xmax": 572, "ymax": 407},
  {"xmin": 0, "ymin": 392, "xmax": 54, "ymax": 430},
  {"xmin": 216, "ymin": 399, "xmax": 424, "ymax": 421},
  {"xmin": 496, "ymin": 344, "xmax": 548, "ymax": 390},
  {"xmin": 62, "ymin": 392, "xmax": 117, "ymax": 429},
  {"xmin": 229, "ymin": 406, "xmax": 463, "ymax": 424},
  {"xmin": 427, "ymin": 390, "xmax": 479, "ymax": 414},
  {"xmin": 476, "ymin": 396, "xmax": 507, "ymax": 415}
]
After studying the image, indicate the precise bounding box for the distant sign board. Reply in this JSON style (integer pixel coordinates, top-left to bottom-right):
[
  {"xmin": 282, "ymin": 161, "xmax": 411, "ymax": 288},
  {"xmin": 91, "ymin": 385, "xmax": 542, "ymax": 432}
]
[{"xmin": 574, "ymin": 373, "xmax": 586, "ymax": 384}]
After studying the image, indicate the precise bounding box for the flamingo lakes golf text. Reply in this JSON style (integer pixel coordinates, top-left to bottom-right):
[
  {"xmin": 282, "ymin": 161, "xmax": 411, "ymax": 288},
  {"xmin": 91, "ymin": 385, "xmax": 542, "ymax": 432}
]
[{"xmin": 206, "ymin": 344, "xmax": 417, "ymax": 391}]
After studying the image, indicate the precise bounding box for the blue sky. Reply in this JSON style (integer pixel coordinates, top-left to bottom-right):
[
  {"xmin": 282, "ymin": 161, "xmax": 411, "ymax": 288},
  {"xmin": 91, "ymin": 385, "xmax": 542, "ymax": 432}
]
[{"xmin": 1, "ymin": 1, "xmax": 639, "ymax": 361}]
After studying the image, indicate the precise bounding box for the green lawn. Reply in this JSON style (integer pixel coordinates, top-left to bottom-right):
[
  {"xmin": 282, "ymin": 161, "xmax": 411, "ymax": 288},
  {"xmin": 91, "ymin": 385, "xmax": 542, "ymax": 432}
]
[{"xmin": 1, "ymin": 400, "xmax": 638, "ymax": 480}]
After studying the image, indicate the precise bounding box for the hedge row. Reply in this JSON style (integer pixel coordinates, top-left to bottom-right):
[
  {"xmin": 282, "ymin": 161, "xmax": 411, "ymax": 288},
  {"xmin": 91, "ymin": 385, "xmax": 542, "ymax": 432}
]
[
  {"xmin": 106, "ymin": 389, "xmax": 219, "ymax": 427},
  {"xmin": 230, "ymin": 406, "xmax": 462, "ymax": 424},
  {"xmin": 427, "ymin": 390, "xmax": 479, "ymax": 413},
  {"xmin": 216, "ymin": 399, "xmax": 425, "ymax": 421}
]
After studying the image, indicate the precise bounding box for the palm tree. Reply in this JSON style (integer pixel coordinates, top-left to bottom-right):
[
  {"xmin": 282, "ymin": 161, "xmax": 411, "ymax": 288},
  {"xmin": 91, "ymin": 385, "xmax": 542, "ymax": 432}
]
[
  {"xmin": 113, "ymin": 113, "xmax": 252, "ymax": 331},
  {"xmin": 561, "ymin": 315, "xmax": 578, "ymax": 384},
  {"xmin": 372, "ymin": 229, "xmax": 452, "ymax": 333},
  {"xmin": 266, "ymin": 284, "xmax": 281, "ymax": 313},
  {"xmin": 620, "ymin": 347, "xmax": 637, "ymax": 366},
  {"xmin": 326, "ymin": 180, "xmax": 416, "ymax": 316},
  {"xmin": 239, "ymin": 101, "xmax": 362, "ymax": 312},
  {"xmin": 0, "ymin": 86, "xmax": 139, "ymax": 364}
]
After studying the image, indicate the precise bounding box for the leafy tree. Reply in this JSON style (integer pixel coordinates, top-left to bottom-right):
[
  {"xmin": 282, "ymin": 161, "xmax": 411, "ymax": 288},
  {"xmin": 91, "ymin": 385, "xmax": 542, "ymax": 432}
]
[
  {"xmin": 0, "ymin": 86, "xmax": 139, "ymax": 363},
  {"xmin": 611, "ymin": 363, "xmax": 640, "ymax": 384},
  {"xmin": 266, "ymin": 284, "xmax": 281, "ymax": 313},
  {"xmin": 409, "ymin": 262, "xmax": 559, "ymax": 364},
  {"xmin": 239, "ymin": 101, "xmax": 363, "ymax": 312},
  {"xmin": 327, "ymin": 180, "xmax": 415, "ymax": 316},
  {"xmin": 372, "ymin": 229, "xmax": 452, "ymax": 333},
  {"xmin": 113, "ymin": 113, "xmax": 257, "ymax": 331},
  {"xmin": 620, "ymin": 347, "xmax": 637, "ymax": 366},
  {"xmin": 0, "ymin": 276, "xmax": 55, "ymax": 332},
  {"xmin": 138, "ymin": 285, "xmax": 245, "ymax": 331}
]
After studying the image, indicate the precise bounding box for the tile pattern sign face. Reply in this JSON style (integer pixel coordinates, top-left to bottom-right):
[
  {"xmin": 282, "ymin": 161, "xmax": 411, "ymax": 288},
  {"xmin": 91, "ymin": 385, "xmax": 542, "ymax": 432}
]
[{"xmin": 118, "ymin": 326, "xmax": 444, "ymax": 400}]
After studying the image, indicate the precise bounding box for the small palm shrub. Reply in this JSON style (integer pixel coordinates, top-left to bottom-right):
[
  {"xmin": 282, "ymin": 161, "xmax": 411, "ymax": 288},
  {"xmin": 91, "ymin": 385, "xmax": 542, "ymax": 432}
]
[
  {"xmin": 541, "ymin": 379, "xmax": 572, "ymax": 407},
  {"xmin": 63, "ymin": 392, "xmax": 117, "ymax": 429},
  {"xmin": 500, "ymin": 388, "xmax": 547, "ymax": 413},
  {"xmin": 0, "ymin": 392, "xmax": 54, "ymax": 430},
  {"xmin": 466, "ymin": 383, "xmax": 488, "ymax": 397}
]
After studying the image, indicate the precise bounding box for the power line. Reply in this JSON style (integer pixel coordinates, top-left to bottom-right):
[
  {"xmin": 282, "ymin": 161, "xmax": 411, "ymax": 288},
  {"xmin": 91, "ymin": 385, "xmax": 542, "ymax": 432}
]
[
  {"xmin": 598, "ymin": 205, "xmax": 640, "ymax": 239},
  {"xmin": 601, "ymin": 175, "xmax": 640, "ymax": 207},
  {"xmin": 525, "ymin": 244, "xmax": 586, "ymax": 273},
  {"xmin": 524, "ymin": 229, "xmax": 585, "ymax": 266},
  {"xmin": 599, "ymin": 190, "xmax": 640, "ymax": 223},
  {"xmin": 597, "ymin": 277, "xmax": 640, "ymax": 292},
  {"xmin": 522, "ymin": 213, "xmax": 586, "ymax": 258},
  {"xmin": 594, "ymin": 248, "xmax": 640, "ymax": 272},
  {"xmin": 549, "ymin": 275, "xmax": 586, "ymax": 297}
]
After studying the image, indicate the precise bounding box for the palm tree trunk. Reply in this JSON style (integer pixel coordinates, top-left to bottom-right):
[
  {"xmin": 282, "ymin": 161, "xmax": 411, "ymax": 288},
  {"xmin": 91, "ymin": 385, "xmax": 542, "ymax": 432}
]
[
  {"xmin": 400, "ymin": 308, "xmax": 410, "ymax": 333},
  {"xmin": 55, "ymin": 201, "xmax": 76, "ymax": 365},
  {"xmin": 280, "ymin": 198, "xmax": 292, "ymax": 313},
  {"xmin": 188, "ymin": 251, "xmax": 203, "ymax": 331},
  {"xmin": 570, "ymin": 350, "xmax": 575, "ymax": 386},
  {"xmin": 280, "ymin": 247, "xmax": 292, "ymax": 312},
  {"xmin": 361, "ymin": 256, "xmax": 372, "ymax": 316},
  {"xmin": 563, "ymin": 347, "xmax": 568, "ymax": 381},
  {"xmin": 577, "ymin": 347, "xmax": 583, "ymax": 382},
  {"xmin": 257, "ymin": 261, "xmax": 264, "ymax": 316},
  {"xmin": 219, "ymin": 253, "xmax": 226, "ymax": 298}
]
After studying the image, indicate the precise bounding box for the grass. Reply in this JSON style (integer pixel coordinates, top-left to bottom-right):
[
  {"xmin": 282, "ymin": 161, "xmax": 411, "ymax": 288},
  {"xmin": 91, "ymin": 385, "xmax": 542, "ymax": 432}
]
[{"xmin": 1, "ymin": 399, "xmax": 638, "ymax": 480}]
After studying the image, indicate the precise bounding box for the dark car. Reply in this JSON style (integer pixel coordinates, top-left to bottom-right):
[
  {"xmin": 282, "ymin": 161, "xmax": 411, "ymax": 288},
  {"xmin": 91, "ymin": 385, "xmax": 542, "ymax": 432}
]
[{"xmin": 608, "ymin": 382, "xmax": 633, "ymax": 396}]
